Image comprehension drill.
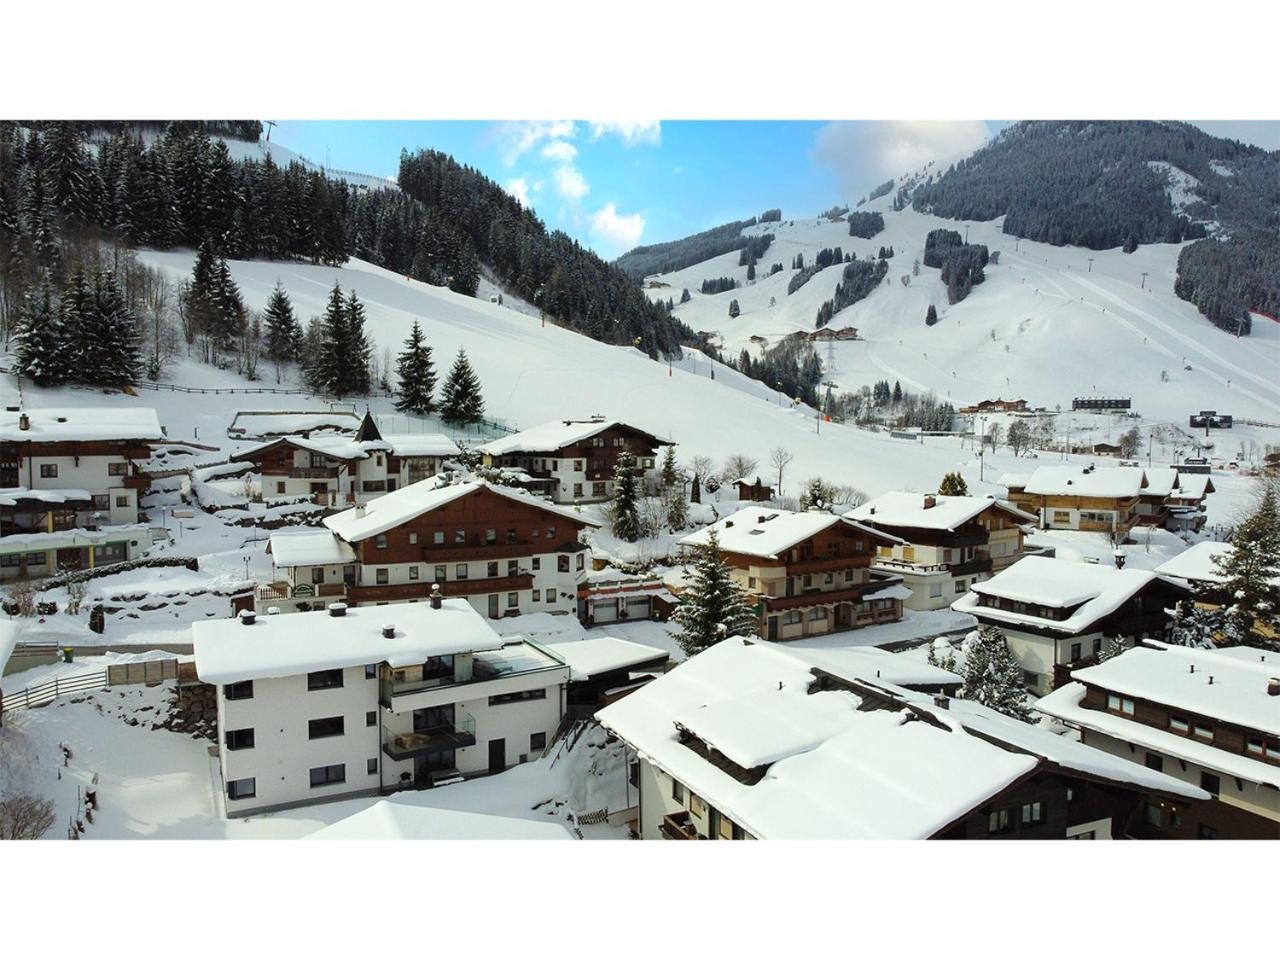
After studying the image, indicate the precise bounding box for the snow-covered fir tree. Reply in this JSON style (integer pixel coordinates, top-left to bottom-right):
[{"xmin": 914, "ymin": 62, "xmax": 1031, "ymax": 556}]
[
  {"xmin": 659, "ymin": 445, "xmax": 679, "ymax": 488},
  {"xmin": 305, "ymin": 282, "xmax": 347, "ymax": 394},
  {"xmin": 665, "ymin": 483, "xmax": 689, "ymax": 532},
  {"xmin": 394, "ymin": 319, "xmax": 437, "ymax": 415},
  {"xmin": 938, "ymin": 471, "xmax": 968, "ymax": 496},
  {"xmin": 439, "ymin": 348, "xmax": 485, "ymax": 425},
  {"xmin": 798, "ymin": 477, "xmax": 835, "ymax": 511},
  {"xmin": 84, "ymin": 270, "xmax": 140, "ymax": 386},
  {"xmin": 1214, "ymin": 485, "xmax": 1280, "ymax": 649},
  {"xmin": 343, "ymin": 288, "xmax": 373, "ymax": 395},
  {"xmin": 958, "ymin": 626, "xmax": 1032, "ymax": 722},
  {"xmin": 690, "ymin": 473, "xmax": 702, "ymax": 504},
  {"xmin": 672, "ymin": 529, "xmax": 759, "ymax": 657},
  {"xmin": 13, "ymin": 278, "xmax": 66, "ymax": 385},
  {"xmin": 262, "ymin": 282, "xmax": 300, "ymax": 381},
  {"xmin": 608, "ymin": 451, "xmax": 642, "ymax": 542},
  {"xmin": 926, "ymin": 637, "xmax": 958, "ymax": 673}
]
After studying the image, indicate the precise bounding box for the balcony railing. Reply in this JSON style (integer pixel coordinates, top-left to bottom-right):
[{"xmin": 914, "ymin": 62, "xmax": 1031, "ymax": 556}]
[
  {"xmin": 784, "ymin": 555, "xmax": 872, "ymax": 576},
  {"xmin": 660, "ymin": 810, "xmax": 701, "ymax": 840},
  {"xmin": 764, "ymin": 582, "xmax": 884, "ymax": 612},
  {"xmin": 382, "ymin": 715, "xmax": 477, "ymax": 760}
]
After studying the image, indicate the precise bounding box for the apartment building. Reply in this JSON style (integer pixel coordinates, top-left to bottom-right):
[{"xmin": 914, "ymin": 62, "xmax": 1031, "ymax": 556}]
[
  {"xmin": 232, "ymin": 412, "xmax": 458, "ymax": 506},
  {"xmin": 597, "ymin": 637, "xmax": 1204, "ymax": 839},
  {"xmin": 258, "ymin": 479, "xmax": 597, "ymax": 619},
  {"xmin": 1038, "ymin": 642, "xmax": 1280, "ymax": 839},
  {"xmin": 0, "ymin": 407, "xmax": 163, "ymax": 579},
  {"xmin": 477, "ymin": 416, "xmax": 671, "ymax": 504},
  {"xmin": 192, "ymin": 595, "xmax": 570, "ymax": 817},
  {"xmin": 952, "ymin": 555, "xmax": 1187, "ymax": 695},
  {"xmin": 999, "ymin": 465, "xmax": 1148, "ymax": 540},
  {"xmin": 847, "ymin": 492, "xmax": 1034, "ymax": 611},
  {"xmin": 678, "ymin": 507, "xmax": 909, "ymax": 641}
]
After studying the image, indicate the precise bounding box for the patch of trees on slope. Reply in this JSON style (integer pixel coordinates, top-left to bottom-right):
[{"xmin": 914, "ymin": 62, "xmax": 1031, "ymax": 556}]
[
  {"xmin": 614, "ymin": 218, "xmax": 764, "ymax": 280},
  {"xmin": 909, "ymin": 120, "xmax": 1280, "ymax": 334}
]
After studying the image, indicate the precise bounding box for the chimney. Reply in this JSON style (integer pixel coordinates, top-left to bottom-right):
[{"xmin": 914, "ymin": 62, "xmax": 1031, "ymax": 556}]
[
  {"xmin": 381, "ymin": 624, "xmax": 396, "ymax": 639},
  {"xmin": 354, "ymin": 504, "xmax": 367, "ymax": 518},
  {"xmin": 18, "ymin": 413, "xmax": 30, "ymax": 431},
  {"xmin": 1268, "ymin": 678, "xmax": 1280, "ymax": 697},
  {"xmin": 429, "ymin": 583, "xmax": 443, "ymax": 610},
  {"xmin": 923, "ymin": 495, "xmax": 937, "ymax": 510},
  {"xmin": 1208, "ymin": 675, "xmax": 1214, "ymax": 685},
  {"xmin": 328, "ymin": 602, "xmax": 347, "ymax": 618},
  {"xmin": 933, "ymin": 694, "xmax": 950, "ymax": 709},
  {"xmin": 1113, "ymin": 550, "xmax": 1126, "ymax": 570},
  {"xmin": 238, "ymin": 609, "xmax": 256, "ymax": 626},
  {"xmin": 1190, "ymin": 664, "xmax": 1195, "ymax": 674}
]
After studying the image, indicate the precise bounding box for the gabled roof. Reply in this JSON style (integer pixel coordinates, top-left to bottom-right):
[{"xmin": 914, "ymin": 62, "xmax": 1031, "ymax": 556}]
[
  {"xmin": 478, "ymin": 417, "xmax": 671, "ymax": 456},
  {"xmin": 952, "ymin": 555, "xmax": 1182, "ymax": 634},
  {"xmin": 545, "ymin": 636, "xmax": 670, "ymax": 681},
  {"xmin": 0, "ymin": 407, "xmax": 164, "ymax": 444},
  {"xmin": 846, "ymin": 492, "xmax": 1035, "ymax": 531},
  {"xmin": 309, "ymin": 798, "xmax": 574, "ymax": 840},
  {"xmin": 1142, "ymin": 467, "xmax": 1180, "ymax": 498},
  {"xmin": 1169, "ymin": 473, "xmax": 1214, "ymax": 500},
  {"xmin": 323, "ymin": 479, "xmax": 599, "ymax": 543},
  {"xmin": 678, "ymin": 506, "xmax": 900, "ymax": 560},
  {"xmin": 192, "ymin": 599, "xmax": 504, "ymax": 685},
  {"xmin": 268, "ymin": 529, "xmax": 358, "ymax": 567},
  {"xmin": 234, "ymin": 432, "xmax": 459, "ymax": 463},
  {"xmin": 1020, "ymin": 465, "xmax": 1147, "ymax": 499},
  {"xmin": 597, "ymin": 637, "xmax": 1201, "ymax": 840}
]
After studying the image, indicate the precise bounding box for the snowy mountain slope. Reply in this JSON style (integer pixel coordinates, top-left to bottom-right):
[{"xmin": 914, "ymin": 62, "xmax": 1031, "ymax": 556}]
[
  {"xmin": 651, "ymin": 189, "xmax": 1280, "ymax": 427},
  {"xmin": 219, "ymin": 136, "xmax": 399, "ymax": 192},
  {"xmin": 111, "ymin": 248, "xmax": 972, "ymax": 499}
]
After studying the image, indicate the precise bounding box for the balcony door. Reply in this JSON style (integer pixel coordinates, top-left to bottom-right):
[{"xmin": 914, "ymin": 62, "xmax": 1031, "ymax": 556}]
[
  {"xmin": 488, "ymin": 594, "xmax": 500, "ymax": 618},
  {"xmin": 488, "ymin": 738, "xmax": 506, "ymax": 773},
  {"xmin": 413, "ymin": 703, "xmax": 454, "ymax": 733}
]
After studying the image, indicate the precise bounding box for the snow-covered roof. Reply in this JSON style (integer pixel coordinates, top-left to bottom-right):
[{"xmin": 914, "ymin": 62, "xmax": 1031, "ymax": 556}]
[
  {"xmin": 1038, "ymin": 681, "xmax": 1279, "ymax": 790},
  {"xmin": 764, "ymin": 642, "xmax": 960, "ymax": 688},
  {"xmin": 381, "ymin": 433, "xmax": 461, "ymax": 458},
  {"xmin": 0, "ymin": 524, "xmax": 150, "ymax": 552},
  {"xmin": 1142, "ymin": 467, "xmax": 1179, "ymax": 498},
  {"xmin": 268, "ymin": 529, "xmax": 357, "ymax": 567},
  {"xmin": 192, "ymin": 600, "xmax": 504, "ymax": 685},
  {"xmin": 997, "ymin": 472, "xmax": 1033, "ymax": 489},
  {"xmin": 0, "ymin": 407, "xmax": 164, "ymax": 443},
  {"xmin": 1154, "ymin": 541, "xmax": 1232, "ymax": 585},
  {"xmin": 952, "ymin": 555, "xmax": 1177, "ymax": 634},
  {"xmin": 478, "ymin": 418, "xmax": 670, "ymax": 456},
  {"xmin": 1170, "ymin": 473, "xmax": 1213, "ymax": 500},
  {"xmin": 1069, "ymin": 642, "xmax": 1280, "ymax": 739},
  {"xmin": 0, "ymin": 487, "xmax": 94, "ymax": 506},
  {"xmin": 227, "ymin": 411, "xmax": 361, "ymax": 438},
  {"xmin": 544, "ymin": 636, "xmax": 669, "ymax": 681},
  {"xmin": 1020, "ymin": 465, "xmax": 1147, "ymax": 499},
  {"xmin": 323, "ymin": 479, "xmax": 598, "ymax": 543},
  {"xmin": 309, "ymin": 798, "xmax": 574, "ymax": 840},
  {"xmin": 847, "ymin": 492, "xmax": 1035, "ymax": 531},
  {"xmin": 597, "ymin": 637, "xmax": 1200, "ymax": 839},
  {"xmin": 236, "ymin": 432, "xmax": 459, "ymax": 463},
  {"xmin": 0, "ymin": 620, "xmax": 18, "ymax": 675},
  {"xmin": 678, "ymin": 506, "xmax": 899, "ymax": 560}
]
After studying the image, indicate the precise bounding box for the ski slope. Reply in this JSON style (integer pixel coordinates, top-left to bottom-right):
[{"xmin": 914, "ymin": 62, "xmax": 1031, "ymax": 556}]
[{"xmin": 654, "ymin": 190, "xmax": 1280, "ymax": 427}]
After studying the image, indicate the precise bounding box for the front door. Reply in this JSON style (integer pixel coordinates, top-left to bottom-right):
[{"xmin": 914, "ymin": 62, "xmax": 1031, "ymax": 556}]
[
  {"xmin": 767, "ymin": 616, "xmax": 778, "ymax": 640},
  {"xmin": 488, "ymin": 738, "xmax": 506, "ymax": 774},
  {"xmin": 837, "ymin": 603, "xmax": 851, "ymax": 628},
  {"xmin": 387, "ymin": 478, "xmax": 398, "ymax": 492},
  {"xmin": 488, "ymin": 594, "xmax": 499, "ymax": 618}
]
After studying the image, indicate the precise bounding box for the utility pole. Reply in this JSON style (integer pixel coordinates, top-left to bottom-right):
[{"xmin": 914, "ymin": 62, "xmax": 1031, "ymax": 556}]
[
  {"xmin": 263, "ymin": 120, "xmax": 277, "ymax": 143},
  {"xmin": 1140, "ymin": 271, "xmax": 1148, "ymax": 290},
  {"xmin": 1087, "ymin": 258, "xmax": 1094, "ymax": 273}
]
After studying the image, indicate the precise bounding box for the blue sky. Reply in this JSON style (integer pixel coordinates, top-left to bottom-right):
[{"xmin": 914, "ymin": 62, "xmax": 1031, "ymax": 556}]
[{"xmin": 274, "ymin": 119, "xmax": 1280, "ymax": 259}]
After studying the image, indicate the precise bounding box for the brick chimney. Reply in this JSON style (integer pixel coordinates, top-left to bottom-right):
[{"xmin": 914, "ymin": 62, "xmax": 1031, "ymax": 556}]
[
  {"xmin": 429, "ymin": 583, "xmax": 443, "ymax": 609},
  {"xmin": 18, "ymin": 413, "xmax": 30, "ymax": 431},
  {"xmin": 923, "ymin": 495, "xmax": 937, "ymax": 509},
  {"xmin": 1268, "ymin": 678, "xmax": 1279, "ymax": 697}
]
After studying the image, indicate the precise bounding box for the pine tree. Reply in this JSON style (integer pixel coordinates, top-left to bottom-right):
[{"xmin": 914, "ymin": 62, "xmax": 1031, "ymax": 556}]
[
  {"xmin": 659, "ymin": 445, "xmax": 679, "ymax": 489},
  {"xmin": 798, "ymin": 477, "xmax": 834, "ymax": 511},
  {"xmin": 680, "ymin": 288, "xmax": 691, "ymax": 304},
  {"xmin": 609, "ymin": 451, "xmax": 642, "ymax": 542},
  {"xmin": 925, "ymin": 304, "xmax": 939, "ymax": 326},
  {"xmin": 262, "ymin": 282, "xmax": 300, "ymax": 380},
  {"xmin": 1214, "ymin": 485, "xmax": 1280, "ymax": 649},
  {"xmin": 959, "ymin": 626, "xmax": 1032, "ymax": 722},
  {"xmin": 690, "ymin": 473, "xmax": 702, "ymax": 504},
  {"xmin": 665, "ymin": 483, "xmax": 689, "ymax": 532},
  {"xmin": 344, "ymin": 289, "xmax": 373, "ymax": 394},
  {"xmin": 394, "ymin": 319, "xmax": 438, "ymax": 415},
  {"xmin": 84, "ymin": 270, "xmax": 140, "ymax": 387},
  {"xmin": 13, "ymin": 277, "xmax": 67, "ymax": 385},
  {"xmin": 309, "ymin": 282, "xmax": 348, "ymax": 394},
  {"xmin": 673, "ymin": 529, "xmax": 759, "ymax": 657},
  {"xmin": 728, "ymin": 298, "xmax": 740, "ymax": 318},
  {"xmin": 439, "ymin": 348, "xmax": 485, "ymax": 425},
  {"xmin": 938, "ymin": 471, "xmax": 969, "ymax": 496}
]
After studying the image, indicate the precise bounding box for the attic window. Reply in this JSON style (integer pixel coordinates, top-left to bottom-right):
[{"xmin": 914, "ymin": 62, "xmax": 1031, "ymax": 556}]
[{"xmin": 748, "ymin": 529, "xmax": 765, "ymax": 536}]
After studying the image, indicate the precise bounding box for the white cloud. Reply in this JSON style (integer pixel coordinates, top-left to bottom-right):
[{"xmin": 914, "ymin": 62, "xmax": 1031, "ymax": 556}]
[
  {"xmin": 589, "ymin": 202, "xmax": 645, "ymax": 249},
  {"xmin": 589, "ymin": 120, "xmax": 662, "ymax": 147},
  {"xmin": 541, "ymin": 140, "xmax": 578, "ymax": 162},
  {"xmin": 813, "ymin": 120, "xmax": 991, "ymax": 199},
  {"xmin": 553, "ymin": 165, "xmax": 590, "ymax": 200},
  {"xmin": 506, "ymin": 177, "xmax": 530, "ymax": 207},
  {"xmin": 497, "ymin": 120, "xmax": 576, "ymax": 165}
]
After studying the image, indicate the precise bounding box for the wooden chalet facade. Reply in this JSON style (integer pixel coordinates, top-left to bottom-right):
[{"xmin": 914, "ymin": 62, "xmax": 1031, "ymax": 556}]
[
  {"xmin": 733, "ymin": 477, "xmax": 774, "ymax": 502},
  {"xmin": 478, "ymin": 417, "xmax": 671, "ymax": 504},
  {"xmin": 1000, "ymin": 465, "xmax": 1148, "ymax": 540}
]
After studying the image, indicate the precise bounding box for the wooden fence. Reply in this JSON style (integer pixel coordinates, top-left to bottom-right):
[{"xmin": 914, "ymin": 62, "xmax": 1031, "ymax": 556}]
[{"xmin": 1, "ymin": 658, "xmax": 180, "ymax": 715}]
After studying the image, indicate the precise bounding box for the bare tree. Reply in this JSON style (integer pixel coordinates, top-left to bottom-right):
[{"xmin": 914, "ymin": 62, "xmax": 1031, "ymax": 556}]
[
  {"xmin": 0, "ymin": 795, "xmax": 56, "ymax": 840},
  {"xmin": 5, "ymin": 579, "xmax": 42, "ymax": 618},
  {"xmin": 721, "ymin": 454, "xmax": 759, "ymax": 482},
  {"xmin": 770, "ymin": 446, "xmax": 794, "ymax": 495},
  {"xmin": 142, "ymin": 272, "xmax": 179, "ymax": 381},
  {"xmin": 688, "ymin": 455, "xmax": 716, "ymax": 484},
  {"xmin": 830, "ymin": 484, "xmax": 867, "ymax": 507}
]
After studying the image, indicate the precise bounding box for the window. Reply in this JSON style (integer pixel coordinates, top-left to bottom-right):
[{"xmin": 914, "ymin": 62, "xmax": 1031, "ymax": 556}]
[
  {"xmin": 365, "ymin": 664, "xmax": 377, "ymax": 679},
  {"xmin": 223, "ymin": 680, "xmax": 254, "ymax": 700},
  {"xmin": 409, "ymin": 533, "xmax": 418, "ymax": 545},
  {"xmin": 1170, "ymin": 716, "xmax": 1189, "ymax": 734},
  {"xmin": 507, "ymin": 592, "xmax": 518, "ymax": 608},
  {"xmin": 1198, "ymin": 823, "xmax": 1219, "ymax": 840},
  {"xmin": 807, "ymin": 608, "xmax": 828, "ymax": 621},
  {"xmin": 507, "ymin": 560, "xmax": 518, "ymax": 577},
  {"xmin": 532, "ymin": 589, "xmax": 541, "ymax": 602},
  {"xmin": 987, "ymin": 808, "xmax": 1012, "ymax": 834},
  {"xmin": 39, "ymin": 463, "xmax": 57, "ymax": 478},
  {"xmin": 224, "ymin": 728, "xmax": 255, "ymax": 751},
  {"xmin": 1066, "ymin": 786, "xmax": 1076, "ymax": 804},
  {"xmin": 115, "ymin": 495, "xmax": 129, "ymax": 508},
  {"xmin": 227, "ymin": 778, "xmax": 256, "ymax": 801},
  {"xmin": 25, "ymin": 552, "xmax": 46, "ymax": 566},
  {"xmin": 1106, "ymin": 694, "xmax": 1135, "ymax": 716},
  {"xmin": 277, "ymin": 481, "xmax": 286, "ymax": 494},
  {"xmin": 1193, "ymin": 723, "xmax": 1213, "ymax": 741},
  {"xmin": 954, "ymin": 580, "xmax": 967, "ymax": 594},
  {"xmin": 311, "ymin": 567, "xmax": 326, "ymax": 585},
  {"xmin": 1143, "ymin": 802, "xmax": 1162, "ymax": 827},
  {"xmin": 576, "ymin": 554, "xmax": 585, "ymax": 571},
  {"xmin": 545, "ymin": 591, "xmax": 555, "ymax": 604},
  {"xmin": 0, "ymin": 555, "xmax": 19, "ymax": 568},
  {"xmin": 375, "ymin": 534, "xmax": 388, "ymax": 549},
  {"xmin": 309, "ymin": 764, "xmax": 346, "ymax": 788},
  {"xmin": 485, "ymin": 529, "xmax": 496, "ymax": 544},
  {"xmin": 783, "ymin": 611, "xmax": 802, "ymax": 625},
  {"xmin": 531, "ymin": 557, "xmax": 541, "ymax": 571},
  {"xmin": 366, "ymin": 710, "xmax": 377, "ymax": 727},
  {"xmin": 506, "ymin": 528, "xmax": 517, "ymax": 543},
  {"xmin": 690, "ymin": 793, "xmax": 706, "ymax": 817},
  {"xmin": 307, "ymin": 669, "xmax": 343, "ymax": 691},
  {"xmin": 1070, "ymin": 642, "xmax": 1082, "ymax": 662},
  {"xmin": 108, "ymin": 461, "xmax": 128, "ymax": 477},
  {"xmin": 375, "ymin": 568, "xmax": 389, "ymax": 585},
  {"xmin": 1020, "ymin": 801, "xmax": 1044, "ymax": 825},
  {"xmin": 488, "ymin": 561, "xmax": 499, "ymax": 578},
  {"xmin": 409, "ymin": 565, "xmax": 419, "ymax": 581},
  {"xmin": 456, "ymin": 563, "xmax": 468, "ymax": 580},
  {"xmin": 1145, "ymin": 752, "xmax": 1163, "ymax": 772},
  {"xmin": 558, "ymin": 555, "xmax": 570, "ymax": 573},
  {"xmin": 592, "ymin": 482, "xmax": 606, "ymax": 497},
  {"xmin": 1093, "ymin": 637, "xmax": 1103, "ymax": 655},
  {"xmin": 530, "ymin": 731, "xmax": 547, "ymax": 752},
  {"xmin": 362, "ymin": 480, "xmax": 386, "ymax": 493},
  {"xmin": 672, "ymin": 779, "xmax": 685, "ymax": 803},
  {"xmin": 489, "ymin": 688, "xmax": 547, "ymax": 706},
  {"xmin": 433, "ymin": 531, "xmax": 444, "ymax": 545},
  {"xmin": 367, "ymin": 758, "xmax": 379, "ymax": 776},
  {"xmin": 455, "ymin": 530, "xmax": 466, "ymax": 544},
  {"xmin": 531, "ymin": 527, "xmax": 540, "ymax": 539},
  {"xmin": 929, "ymin": 583, "xmax": 943, "ymax": 598},
  {"xmin": 309, "ymin": 716, "xmax": 345, "ymax": 739},
  {"xmin": 546, "ymin": 525, "xmax": 555, "ymax": 540},
  {"xmin": 1200, "ymin": 772, "xmax": 1220, "ymax": 796},
  {"xmin": 434, "ymin": 565, "xmax": 447, "ymax": 583},
  {"xmin": 573, "ymin": 483, "xmax": 583, "ymax": 498}
]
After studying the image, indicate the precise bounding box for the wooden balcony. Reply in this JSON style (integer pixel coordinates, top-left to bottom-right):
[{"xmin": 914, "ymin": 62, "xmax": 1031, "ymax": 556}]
[
  {"xmin": 350, "ymin": 574, "xmax": 534, "ymax": 604},
  {"xmin": 382, "ymin": 718, "xmax": 477, "ymax": 760},
  {"xmin": 763, "ymin": 582, "xmax": 882, "ymax": 612},
  {"xmin": 660, "ymin": 810, "xmax": 701, "ymax": 840},
  {"xmin": 950, "ymin": 556, "xmax": 993, "ymax": 577},
  {"xmin": 122, "ymin": 474, "xmax": 150, "ymax": 491},
  {"xmin": 421, "ymin": 542, "xmax": 544, "ymax": 563},
  {"xmin": 783, "ymin": 555, "xmax": 871, "ymax": 576}
]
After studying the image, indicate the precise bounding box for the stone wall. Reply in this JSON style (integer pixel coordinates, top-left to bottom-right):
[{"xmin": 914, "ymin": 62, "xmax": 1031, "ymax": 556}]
[{"xmin": 168, "ymin": 682, "xmax": 218, "ymax": 741}]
